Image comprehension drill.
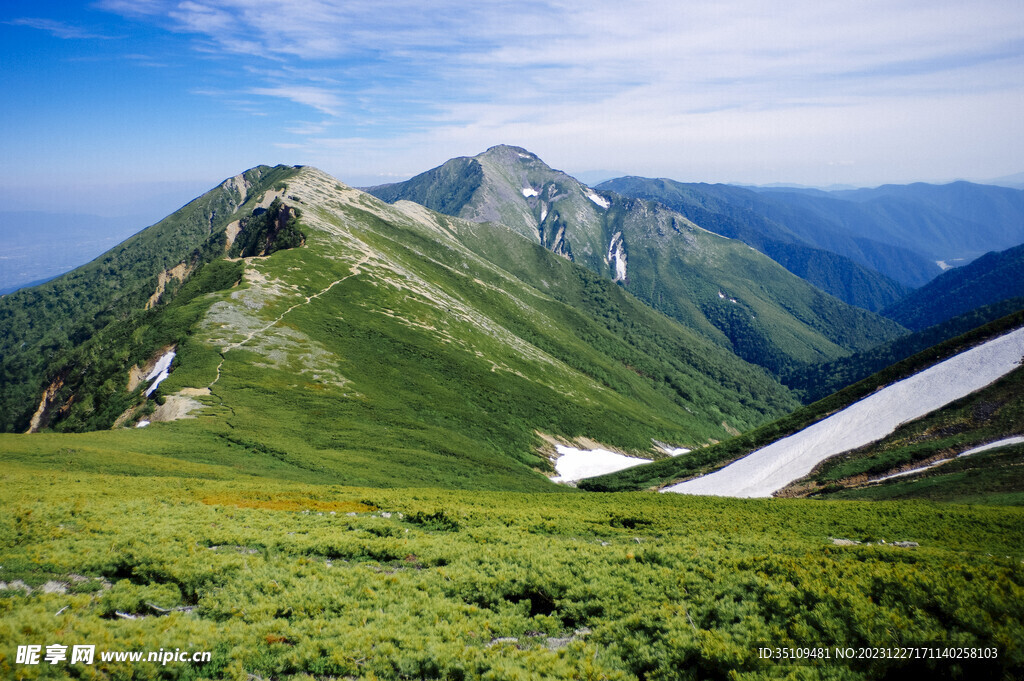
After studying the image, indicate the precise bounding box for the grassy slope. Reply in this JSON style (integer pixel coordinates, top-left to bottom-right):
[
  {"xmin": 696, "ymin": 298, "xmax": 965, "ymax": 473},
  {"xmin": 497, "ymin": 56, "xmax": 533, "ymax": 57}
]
[
  {"xmin": 0, "ymin": 459, "xmax": 1021, "ymax": 680},
  {"xmin": 581, "ymin": 308, "xmax": 1024, "ymax": 492},
  {"xmin": 371, "ymin": 148, "xmax": 907, "ymax": 377}
]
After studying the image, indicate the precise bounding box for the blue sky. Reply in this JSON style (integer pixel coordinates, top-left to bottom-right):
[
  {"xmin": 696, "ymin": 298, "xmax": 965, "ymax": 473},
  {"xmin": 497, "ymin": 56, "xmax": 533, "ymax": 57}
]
[{"xmin": 2, "ymin": 0, "xmax": 1023, "ymax": 216}]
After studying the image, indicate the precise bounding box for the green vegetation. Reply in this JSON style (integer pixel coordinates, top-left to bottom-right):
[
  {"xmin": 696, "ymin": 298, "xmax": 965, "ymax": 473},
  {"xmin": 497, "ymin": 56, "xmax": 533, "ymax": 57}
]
[
  {"xmin": 371, "ymin": 146, "xmax": 907, "ymax": 379},
  {"xmin": 42, "ymin": 259, "xmax": 245, "ymax": 432},
  {"xmin": 823, "ymin": 444, "xmax": 1024, "ymax": 505},
  {"xmin": 229, "ymin": 198, "xmax": 306, "ymax": 258},
  {"xmin": 366, "ymin": 156, "xmax": 484, "ymax": 216},
  {"xmin": 596, "ymin": 176, "xmax": 911, "ymax": 311},
  {"xmin": 0, "ymin": 460, "xmax": 1022, "ymax": 680}
]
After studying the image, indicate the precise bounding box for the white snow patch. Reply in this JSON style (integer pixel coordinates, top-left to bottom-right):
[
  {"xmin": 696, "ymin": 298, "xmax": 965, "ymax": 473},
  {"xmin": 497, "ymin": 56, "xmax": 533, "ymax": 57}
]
[
  {"xmin": 135, "ymin": 420, "xmax": 150, "ymax": 428},
  {"xmin": 607, "ymin": 232, "xmax": 627, "ymax": 282},
  {"xmin": 664, "ymin": 327, "xmax": 1024, "ymax": 498},
  {"xmin": 522, "ymin": 187, "xmax": 539, "ymax": 198},
  {"xmin": 585, "ymin": 189, "xmax": 610, "ymax": 209},
  {"xmin": 540, "ymin": 204, "xmax": 548, "ymax": 222},
  {"xmin": 518, "ymin": 153, "xmax": 531, "ymax": 159},
  {"xmin": 551, "ymin": 444, "xmax": 651, "ymax": 483},
  {"xmin": 958, "ymin": 436, "xmax": 1024, "ymax": 457},
  {"xmin": 718, "ymin": 291, "xmax": 725, "ymax": 299},
  {"xmin": 144, "ymin": 350, "xmax": 176, "ymax": 397},
  {"xmin": 667, "ymin": 447, "xmax": 691, "ymax": 456},
  {"xmin": 872, "ymin": 436, "xmax": 1024, "ymax": 483},
  {"xmin": 936, "ymin": 260, "xmax": 951, "ymax": 271}
]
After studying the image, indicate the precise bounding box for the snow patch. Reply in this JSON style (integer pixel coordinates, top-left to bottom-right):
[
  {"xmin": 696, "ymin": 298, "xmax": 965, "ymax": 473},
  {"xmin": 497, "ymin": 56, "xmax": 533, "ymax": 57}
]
[
  {"xmin": 872, "ymin": 436, "xmax": 1024, "ymax": 483},
  {"xmin": 664, "ymin": 327, "xmax": 1024, "ymax": 498},
  {"xmin": 936, "ymin": 260, "xmax": 951, "ymax": 271},
  {"xmin": 522, "ymin": 187, "xmax": 539, "ymax": 198},
  {"xmin": 585, "ymin": 189, "xmax": 610, "ymax": 209},
  {"xmin": 144, "ymin": 350, "xmax": 176, "ymax": 397},
  {"xmin": 718, "ymin": 291, "xmax": 725, "ymax": 299},
  {"xmin": 552, "ymin": 444, "xmax": 651, "ymax": 483},
  {"xmin": 607, "ymin": 232, "xmax": 627, "ymax": 282},
  {"xmin": 958, "ymin": 436, "xmax": 1024, "ymax": 457},
  {"xmin": 135, "ymin": 420, "xmax": 150, "ymax": 428},
  {"xmin": 540, "ymin": 204, "xmax": 548, "ymax": 222}
]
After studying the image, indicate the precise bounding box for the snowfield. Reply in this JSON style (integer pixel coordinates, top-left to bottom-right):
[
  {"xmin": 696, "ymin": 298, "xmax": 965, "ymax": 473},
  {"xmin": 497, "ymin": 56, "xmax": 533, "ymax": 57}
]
[
  {"xmin": 664, "ymin": 326, "xmax": 1024, "ymax": 498},
  {"xmin": 585, "ymin": 189, "xmax": 610, "ymax": 209},
  {"xmin": 522, "ymin": 187, "xmax": 538, "ymax": 198},
  {"xmin": 144, "ymin": 349, "xmax": 176, "ymax": 397},
  {"xmin": 551, "ymin": 445, "xmax": 651, "ymax": 483}
]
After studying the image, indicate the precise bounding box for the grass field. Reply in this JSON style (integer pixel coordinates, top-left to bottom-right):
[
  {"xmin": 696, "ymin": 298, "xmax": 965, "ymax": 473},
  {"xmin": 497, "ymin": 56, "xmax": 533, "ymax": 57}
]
[{"xmin": 1, "ymin": 454, "xmax": 1022, "ymax": 680}]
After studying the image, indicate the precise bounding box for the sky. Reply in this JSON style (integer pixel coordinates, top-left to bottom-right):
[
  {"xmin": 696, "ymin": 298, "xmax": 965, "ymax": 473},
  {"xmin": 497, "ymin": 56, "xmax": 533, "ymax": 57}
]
[{"xmin": 1, "ymin": 0, "xmax": 1023, "ymax": 217}]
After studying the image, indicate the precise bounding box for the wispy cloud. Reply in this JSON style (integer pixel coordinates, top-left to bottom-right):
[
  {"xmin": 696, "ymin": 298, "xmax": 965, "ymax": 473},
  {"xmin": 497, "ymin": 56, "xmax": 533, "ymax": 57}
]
[
  {"xmin": 249, "ymin": 86, "xmax": 346, "ymax": 116},
  {"xmin": 8, "ymin": 17, "xmax": 115, "ymax": 40}
]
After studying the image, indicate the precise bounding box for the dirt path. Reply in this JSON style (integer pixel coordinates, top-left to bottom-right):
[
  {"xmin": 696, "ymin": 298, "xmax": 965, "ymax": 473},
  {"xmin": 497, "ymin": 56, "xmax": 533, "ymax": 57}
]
[{"xmin": 208, "ymin": 253, "xmax": 372, "ymax": 391}]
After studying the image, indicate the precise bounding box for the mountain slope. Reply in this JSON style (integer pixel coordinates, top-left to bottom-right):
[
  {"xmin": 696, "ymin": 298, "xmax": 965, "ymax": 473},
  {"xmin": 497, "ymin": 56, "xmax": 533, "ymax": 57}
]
[
  {"xmin": 369, "ymin": 146, "xmax": 905, "ymax": 375},
  {"xmin": 581, "ymin": 308, "xmax": 1024, "ymax": 494},
  {"xmin": 0, "ymin": 166, "xmax": 800, "ymax": 491},
  {"xmin": 882, "ymin": 242, "xmax": 1024, "ymax": 330},
  {"xmin": 596, "ymin": 177, "xmax": 910, "ymax": 311},
  {"xmin": 0, "ymin": 165, "xmax": 298, "ymax": 433}
]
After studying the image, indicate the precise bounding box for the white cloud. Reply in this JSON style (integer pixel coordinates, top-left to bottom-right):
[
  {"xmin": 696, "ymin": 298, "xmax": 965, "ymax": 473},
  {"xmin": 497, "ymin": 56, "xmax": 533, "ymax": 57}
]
[
  {"xmin": 92, "ymin": 0, "xmax": 1024, "ymax": 184},
  {"xmin": 249, "ymin": 86, "xmax": 346, "ymax": 116}
]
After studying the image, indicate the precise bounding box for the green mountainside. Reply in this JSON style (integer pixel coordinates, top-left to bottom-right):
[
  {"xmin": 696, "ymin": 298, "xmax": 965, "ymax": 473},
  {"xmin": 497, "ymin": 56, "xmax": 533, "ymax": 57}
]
[
  {"xmin": 0, "ymin": 166, "xmax": 799, "ymax": 490},
  {"xmin": 602, "ymin": 178, "xmax": 940, "ymax": 288},
  {"xmin": 369, "ymin": 146, "xmax": 906, "ymax": 376},
  {"xmin": 882, "ymin": 242, "xmax": 1024, "ymax": 331},
  {"xmin": 0, "ymin": 165, "xmax": 298, "ymax": 433},
  {"xmin": 596, "ymin": 177, "xmax": 910, "ymax": 311}
]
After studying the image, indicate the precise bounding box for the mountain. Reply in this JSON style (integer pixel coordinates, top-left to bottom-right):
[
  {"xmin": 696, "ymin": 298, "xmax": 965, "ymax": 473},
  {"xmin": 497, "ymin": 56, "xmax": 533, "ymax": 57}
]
[
  {"xmin": 2, "ymin": 164, "xmax": 1022, "ymax": 681},
  {"xmin": 882, "ymin": 242, "xmax": 1024, "ymax": 331},
  {"xmin": 753, "ymin": 181, "xmax": 1024, "ymax": 276},
  {"xmin": 0, "ymin": 165, "xmax": 298, "ymax": 434},
  {"xmin": 596, "ymin": 177, "xmax": 910, "ymax": 311},
  {"xmin": 369, "ymin": 146, "xmax": 905, "ymax": 375},
  {"xmin": 0, "ymin": 164, "xmax": 802, "ymax": 490}
]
